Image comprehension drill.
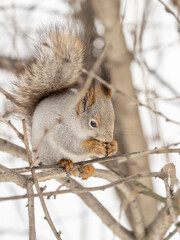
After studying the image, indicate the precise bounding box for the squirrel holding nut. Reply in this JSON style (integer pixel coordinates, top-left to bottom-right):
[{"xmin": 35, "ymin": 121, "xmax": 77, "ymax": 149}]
[{"xmin": 12, "ymin": 20, "xmax": 118, "ymax": 179}]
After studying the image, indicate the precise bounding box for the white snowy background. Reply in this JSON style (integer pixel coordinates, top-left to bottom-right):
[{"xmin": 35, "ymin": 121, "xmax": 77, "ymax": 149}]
[{"xmin": 0, "ymin": 0, "xmax": 180, "ymax": 239}]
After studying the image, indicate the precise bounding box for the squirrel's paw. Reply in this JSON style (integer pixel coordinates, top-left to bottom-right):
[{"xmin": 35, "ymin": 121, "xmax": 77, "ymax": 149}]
[
  {"xmin": 83, "ymin": 140, "xmax": 107, "ymax": 156},
  {"xmin": 79, "ymin": 164, "xmax": 95, "ymax": 180},
  {"xmin": 83, "ymin": 139, "xmax": 118, "ymax": 157},
  {"xmin": 105, "ymin": 140, "xmax": 118, "ymax": 156},
  {"xmin": 58, "ymin": 159, "xmax": 73, "ymax": 172},
  {"xmin": 57, "ymin": 159, "xmax": 94, "ymax": 179}
]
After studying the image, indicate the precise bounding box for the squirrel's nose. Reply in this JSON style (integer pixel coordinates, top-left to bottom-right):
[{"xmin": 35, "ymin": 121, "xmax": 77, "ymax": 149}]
[
  {"xmin": 104, "ymin": 131, "xmax": 114, "ymax": 142},
  {"xmin": 104, "ymin": 136, "xmax": 113, "ymax": 143}
]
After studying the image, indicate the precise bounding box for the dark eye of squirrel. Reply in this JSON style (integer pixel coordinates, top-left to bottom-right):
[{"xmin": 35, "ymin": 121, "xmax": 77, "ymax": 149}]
[{"xmin": 90, "ymin": 120, "xmax": 97, "ymax": 128}]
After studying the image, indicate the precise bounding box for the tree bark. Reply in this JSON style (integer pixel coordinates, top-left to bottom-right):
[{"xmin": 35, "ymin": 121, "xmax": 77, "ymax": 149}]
[{"xmin": 90, "ymin": 0, "xmax": 157, "ymax": 227}]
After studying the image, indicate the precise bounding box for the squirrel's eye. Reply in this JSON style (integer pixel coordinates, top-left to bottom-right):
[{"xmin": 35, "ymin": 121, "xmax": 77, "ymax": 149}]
[{"xmin": 90, "ymin": 120, "xmax": 97, "ymax": 128}]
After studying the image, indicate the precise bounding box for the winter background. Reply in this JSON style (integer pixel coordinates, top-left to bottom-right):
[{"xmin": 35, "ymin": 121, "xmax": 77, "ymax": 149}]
[{"xmin": 0, "ymin": 0, "xmax": 180, "ymax": 239}]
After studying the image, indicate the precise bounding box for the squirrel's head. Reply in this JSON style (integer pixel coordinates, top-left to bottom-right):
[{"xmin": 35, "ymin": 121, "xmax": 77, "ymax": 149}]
[{"xmin": 76, "ymin": 87, "xmax": 115, "ymax": 142}]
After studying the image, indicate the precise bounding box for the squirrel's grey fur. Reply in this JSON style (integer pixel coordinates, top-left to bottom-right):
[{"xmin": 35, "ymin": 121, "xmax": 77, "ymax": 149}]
[
  {"xmin": 12, "ymin": 20, "xmax": 116, "ymax": 165},
  {"xmin": 32, "ymin": 89, "xmax": 114, "ymax": 164}
]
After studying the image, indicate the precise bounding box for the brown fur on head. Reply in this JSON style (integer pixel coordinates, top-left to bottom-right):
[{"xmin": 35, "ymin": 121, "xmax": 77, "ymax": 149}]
[
  {"xmin": 76, "ymin": 85, "xmax": 112, "ymax": 116},
  {"xmin": 75, "ymin": 81, "xmax": 115, "ymax": 143},
  {"xmin": 99, "ymin": 64, "xmax": 112, "ymax": 99},
  {"xmin": 76, "ymin": 64, "xmax": 112, "ymax": 115}
]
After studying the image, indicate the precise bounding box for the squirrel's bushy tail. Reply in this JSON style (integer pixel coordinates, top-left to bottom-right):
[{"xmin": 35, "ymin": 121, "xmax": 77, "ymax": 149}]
[{"xmin": 12, "ymin": 21, "xmax": 93, "ymax": 122}]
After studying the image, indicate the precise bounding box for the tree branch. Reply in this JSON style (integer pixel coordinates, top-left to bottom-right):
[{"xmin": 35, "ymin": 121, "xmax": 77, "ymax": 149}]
[
  {"xmin": 22, "ymin": 120, "xmax": 62, "ymax": 240},
  {"xmin": 27, "ymin": 180, "xmax": 36, "ymax": 240},
  {"xmin": 58, "ymin": 177, "xmax": 135, "ymax": 240},
  {"xmin": 147, "ymin": 206, "xmax": 173, "ymax": 240},
  {"xmin": 0, "ymin": 138, "xmax": 27, "ymax": 160},
  {"xmin": 0, "ymin": 163, "xmax": 27, "ymax": 188}
]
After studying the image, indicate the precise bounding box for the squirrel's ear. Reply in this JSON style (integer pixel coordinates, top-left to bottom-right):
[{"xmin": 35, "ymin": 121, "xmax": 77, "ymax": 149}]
[
  {"xmin": 107, "ymin": 89, "xmax": 112, "ymax": 98},
  {"xmin": 99, "ymin": 64, "xmax": 112, "ymax": 99},
  {"xmin": 88, "ymin": 88, "xmax": 96, "ymax": 105},
  {"xmin": 102, "ymin": 87, "xmax": 112, "ymax": 99},
  {"xmin": 76, "ymin": 88, "xmax": 95, "ymax": 114}
]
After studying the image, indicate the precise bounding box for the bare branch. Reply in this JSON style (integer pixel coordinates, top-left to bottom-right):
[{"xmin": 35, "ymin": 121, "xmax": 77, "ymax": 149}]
[
  {"xmin": 158, "ymin": 0, "xmax": 180, "ymax": 24},
  {"xmin": 163, "ymin": 167, "xmax": 180, "ymax": 234},
  {"xmin": 1, "ymin": 138, "xmax": 180, "ymax": 174},
  {"xmin": 0, "ymin": 116, "xmax": 24, "ymax": 140},
  {"xmin": 139, "ymin": 59, "xmax": 180, "ymax": 96},
  {"xmin": 164, "ymin": 228, "xmax": 178, "ymax": 240},
  {"xmin": 0, "ymin": 163, "xmax": 27, "ymax": 188},
  {"xmin": 0, "ymin": 55, "xmax": 24, "ymax": 73},
  {"xmin": 27, "ymin": 180, "xmax": 36, "ymax": 240},
  {"xmin": 58, "ymin": 177, "xmax": 135, "ymax": 240},
  {"xmin": 0, "ymin": 138, "xmax": 27, "ymax": 160},
  {"xmin": 147, "ymin": 206, "xmax": 174, "ymax": 240},
  {"xmin": 94, "ymin": 169, "xmax": 145, "ymax": 238},
  {"xmin": 82, "ymin": 66, "xmax": 180, "ymax": 126},
  {"xmin": 22, "ymin": 120, "xmax": 62, "ymax": 240},
  {"xmin": 0, "ymin": 87, "xmax": 24, "ymax": 107},
  {"xmin": 1, "ymin": 168, "xmax": 180, "ymax": 211}
]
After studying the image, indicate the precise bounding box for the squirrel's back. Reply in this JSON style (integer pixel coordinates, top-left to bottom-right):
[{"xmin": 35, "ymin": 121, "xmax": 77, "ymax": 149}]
[{"xmin": 12, "ymin": 20, "xmax": 94, "ymax": 122}]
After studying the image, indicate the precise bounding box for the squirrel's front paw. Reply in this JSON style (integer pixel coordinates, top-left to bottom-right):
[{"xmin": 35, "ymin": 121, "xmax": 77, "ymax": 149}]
[
  {"xmin": 105, "ymin": 140, "xmax": 118, "ymax": 156},
  {"xmin": 83, "ymin": 139, "xmax": 118, "ymax": 157},
  {"xmin": 83, "ymin": 139, "xmax": 107, "ymax": 156}
]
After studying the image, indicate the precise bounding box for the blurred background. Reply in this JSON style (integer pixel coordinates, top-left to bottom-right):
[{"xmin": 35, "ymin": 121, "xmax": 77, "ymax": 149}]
[{"xmin": 0, "ymin": 0, "xmax": 180, "ymax": 239}]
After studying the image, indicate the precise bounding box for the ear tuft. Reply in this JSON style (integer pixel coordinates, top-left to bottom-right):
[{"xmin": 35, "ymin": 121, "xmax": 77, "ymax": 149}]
[
  {"xmin": 99, "ymin": 64, "xmax": 112, "ymax": 99},
  {"xmin": 106, "ymin": 89, "xmax": 112, "ymax": 99},
  {"xmin": 76, "ymin": 87, "xmax": 97, "ymax": 115},
  {"xmin": 76, "ymin": 91, "xmax": 89, "ymax": 114},
  {"xmin": 88, "ymin": 88, "xmax": 96, "ymax": 105}
]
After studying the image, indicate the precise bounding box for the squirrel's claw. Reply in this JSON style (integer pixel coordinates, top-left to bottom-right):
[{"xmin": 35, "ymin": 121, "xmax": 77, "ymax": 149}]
[
  {"xmin": 58, "ymin": 159, "xmax": 95, "ymax": 179},
  {"xmin": 79, "ymin": 164, "xmax": 95, "ymax": 180},
  {"xmin": 83, "ymin": 139, "xmax": 118, "ymax": 157},
  {"xmin": 58, "ymin": 159, "xmax": 73, "ymax": 172},
  {"xmin": 105, "ymin": 140, "xmax": 118, "ymax": 156},
  {"xmin": 83, "ymin": 139, "xmax": 107, "ymax": 156}
]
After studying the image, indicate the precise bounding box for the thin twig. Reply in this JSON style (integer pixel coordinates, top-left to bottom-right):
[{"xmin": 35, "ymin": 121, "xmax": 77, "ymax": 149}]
[
  {"xmin": 1, "ymin": 142, "xmax": 180, "ymax": 173},
  {"xmin": 1, "ymin": 168, "xmax": 180, "ymax": 219},
  {"xmin": 164, "ymin": 228, "xmax": 177, "ymax": 240},
  {"xmin": 141, "ymin": 59, "xmax": 180, "ymax": 96},
  {"xmin": 147, "ymin": 206, "xmax": 174, "ymax": 240},
  {"xmin": 0, "ymin": 170, "xmax": 169, "ymax": 200},
  {"xmin": 164, "ymin": 176, "xmax": 180, "ymax": 234},
  {"xmin": 27, "ymin": 180, "xmax": 36, "ymax": 240},
  {"xmin": 0, "ymin": 116, "xmax": 24, "ymax": 140},
  {"xmin": 58, "ymin": 178, "xmax": 135, "ymax": 240},
  {"xmin": 0, "ymin": 87, "xmax": 23, "ymax": 107},
  {"xmin": 22, "ymin": 120, "xmax": 62, "ymax": 240},
  {"xmin": 158, "ymin": 0, "xmax": 180, "ymax": 24},
  {"xmin": 81, "ymin": 67, "xmax": 180, "ymax": 126}
]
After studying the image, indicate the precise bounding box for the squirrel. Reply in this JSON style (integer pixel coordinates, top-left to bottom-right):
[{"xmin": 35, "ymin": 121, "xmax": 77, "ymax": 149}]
[{"xmin": 12, "ymin": 20, "xmax": 118, "ymax": 179}]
